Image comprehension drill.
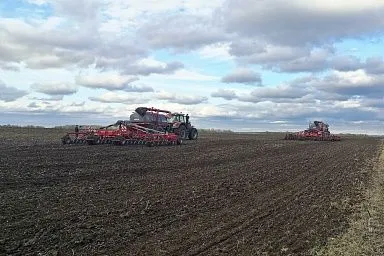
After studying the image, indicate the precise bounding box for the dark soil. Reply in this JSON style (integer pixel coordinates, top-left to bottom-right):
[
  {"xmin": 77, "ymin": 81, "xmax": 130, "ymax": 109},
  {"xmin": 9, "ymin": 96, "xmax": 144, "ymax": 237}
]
[{"xmin": 0, "ymin": 127, "xmax": 381, "ymax": 255}]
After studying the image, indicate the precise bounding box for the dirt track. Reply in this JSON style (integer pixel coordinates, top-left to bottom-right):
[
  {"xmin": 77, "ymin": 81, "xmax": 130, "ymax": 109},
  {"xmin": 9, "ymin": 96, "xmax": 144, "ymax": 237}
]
[{"xmin": 0, "ymin": 128, "xmax": 381, "ymax": 255}]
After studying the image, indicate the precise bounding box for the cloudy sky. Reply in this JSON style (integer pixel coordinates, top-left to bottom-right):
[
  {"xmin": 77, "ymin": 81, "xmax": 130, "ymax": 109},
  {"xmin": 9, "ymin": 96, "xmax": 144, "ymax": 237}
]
[{"xmin": 0, "ymin": 0, "xmax": 383, "ymax": 134}]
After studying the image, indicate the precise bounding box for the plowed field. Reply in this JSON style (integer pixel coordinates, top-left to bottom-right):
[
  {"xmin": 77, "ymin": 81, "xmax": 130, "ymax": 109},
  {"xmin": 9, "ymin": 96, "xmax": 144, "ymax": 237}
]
[{"xmin": 0, "ymin": 127, "xmax": 381, "ymax": 255}]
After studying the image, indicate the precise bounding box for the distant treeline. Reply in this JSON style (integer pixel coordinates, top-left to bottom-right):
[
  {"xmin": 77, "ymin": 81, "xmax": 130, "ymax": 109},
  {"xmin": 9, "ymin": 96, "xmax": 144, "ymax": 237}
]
[
  {"xmin": 337, "ymin": 133, "xmax": 373, "ymax": 137},
  {"xmin": 0, "ymin": 124, "xmax": 46, "ymax": 128},
  {"xmin": 53, "ymin": 125, "xmax": 102, "ymax": 129},
  {"xmin": 198, "ymin": 128, "xmax": 234, "ymax": 134},
  {"xmin": 0, "ymin": 124, "xmax": 98, "ymax": 129}
]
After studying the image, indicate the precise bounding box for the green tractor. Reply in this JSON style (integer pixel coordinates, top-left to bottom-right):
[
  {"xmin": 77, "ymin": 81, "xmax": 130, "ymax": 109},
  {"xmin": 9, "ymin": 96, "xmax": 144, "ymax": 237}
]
[{"xmin": 130, "ymin": 107, "xmax": 198, "ymax": 141}]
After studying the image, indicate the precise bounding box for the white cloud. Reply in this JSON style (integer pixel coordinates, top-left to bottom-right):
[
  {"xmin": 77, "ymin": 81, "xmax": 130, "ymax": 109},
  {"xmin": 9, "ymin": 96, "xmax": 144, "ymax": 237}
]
[
  {"xmin": 156, "ymin": 91, "xmax": 208, "ymax": 105},
  {"xmin": 307, "ymin": 69, "xmax": 384, "ymax": 97},
  {"xmin": 292, "ymin": 0, "xmax": 384, "ymax": 12},
  {"xmin": 138, "ymin": 14, "xmax": 227, "ymax": 49},
  {"xmin": 211, "ymin": 89, "xmax": 237, "ymax": 100},
  {"xmin": 0, "ymin": 81, "xmax": 28, "ymax": 102},
  {"xmin": 0, "ymin": 61, "xmax": 20, "ymax": 71},
  {"xmin": 332, "ymin": 69, "xmax": 375, "ymax": 85},
  {"xmin": 221, "ymin": 68, "xmax": 262, "ymax": 85},
  {"xmin": 269, "ymin": 120, "xmax": 288, "ymax": 124},
  {"xmin": 221, "ymin": 0, "xmax": 384, "ymax": 46},
  {"xmin": 334, "ymin": 98, "xmax": 362, "ymax": 108},
  {"xmin": 122, "ymin": 58, "xmax": 184, "ymax": 76},
  {"xmin": 31, "ymin": 82, "xmax": 78, "ymax": 95},
  {"xmin": 198, "ymin": 43, "xmax": 232, "ymax": 61},
  {"xmin": 89, "ymin": 91, "xmax": 148, "ymax": 104},
  {"xmin": 161, "ymin": 69, "xmax": 219, "ymax": 82},
  {"xmin": 194, "ymin": 105, "xmax": 238, "ymax": 118},
  {"xmin": 236, "ymin": 84, "xmax": 310, "ymax": 103},
  {"xmin": 26, "ymin": 0, "xmax": 48, "ymax": 5},
  {"xmin": 75, "ymin": 73, "xmax": 151, "ymax": 91}
]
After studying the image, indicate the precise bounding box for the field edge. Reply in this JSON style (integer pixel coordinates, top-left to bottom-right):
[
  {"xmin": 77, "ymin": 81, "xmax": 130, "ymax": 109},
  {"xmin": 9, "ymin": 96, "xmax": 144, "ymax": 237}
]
[{"xmin": 311, "ymin": 140, "xmax": 384, "ymax": 255}]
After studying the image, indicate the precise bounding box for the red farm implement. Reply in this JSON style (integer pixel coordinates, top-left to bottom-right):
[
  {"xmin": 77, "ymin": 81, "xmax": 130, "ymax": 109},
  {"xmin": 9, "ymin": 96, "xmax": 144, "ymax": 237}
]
[
  {"xmin": 60, "ymin": 106, "xmax": 198, "ymax": 146},
  {"xmin": 61, "ymin": 127, "xmax": 96, "ymax": 145},
  {"xmin": 284, "ymin": 121, "xmax": 341, "ymax": 141},
  {"xmin": 62, "ymin": 121, "xmax": 182, "ymax": 146}
]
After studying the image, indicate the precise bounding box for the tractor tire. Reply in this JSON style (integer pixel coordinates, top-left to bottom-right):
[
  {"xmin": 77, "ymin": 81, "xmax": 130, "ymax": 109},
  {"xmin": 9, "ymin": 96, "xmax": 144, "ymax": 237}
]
[
  {"xmin": 188, "ymin": 128, "xmax": 198, "ymax": 140},
  {"xmin": 175, "ymin": 125, "xmax": 187, "ymax": 140}
]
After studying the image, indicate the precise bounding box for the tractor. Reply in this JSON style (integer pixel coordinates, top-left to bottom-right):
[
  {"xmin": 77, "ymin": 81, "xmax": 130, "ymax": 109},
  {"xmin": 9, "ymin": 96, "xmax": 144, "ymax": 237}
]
[
  {"xmin": 129, "ymin": 107, "xmax": 198, "ymax": 140},
  {"xmin": 167, "ymin": 112, "xmax": 198, "ymax": 140}
]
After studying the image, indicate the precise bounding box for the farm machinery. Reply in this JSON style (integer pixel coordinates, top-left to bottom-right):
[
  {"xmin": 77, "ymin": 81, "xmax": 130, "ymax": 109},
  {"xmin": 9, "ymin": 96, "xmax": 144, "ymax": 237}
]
[
  {"xmin": 61, "ymin": 107, "xmax": 198, "ymax": 146},
  {"xmin": 284, "ymin": 121, "xmax": 341, "ymax": 141},
  {"xmin": 130, "ymin": 107, "xmax": 198, "ymax": 140}
]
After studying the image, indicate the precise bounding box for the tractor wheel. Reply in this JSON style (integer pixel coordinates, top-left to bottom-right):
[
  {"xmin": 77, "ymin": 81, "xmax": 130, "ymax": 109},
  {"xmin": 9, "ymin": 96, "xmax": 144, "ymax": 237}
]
[
  {"xmin": 176, "ymin": 125, "xmax": 187, "ymax": 140},
  {"xmin": 188, "ymin": 128, "xmax": 198, "ymax": 140}
]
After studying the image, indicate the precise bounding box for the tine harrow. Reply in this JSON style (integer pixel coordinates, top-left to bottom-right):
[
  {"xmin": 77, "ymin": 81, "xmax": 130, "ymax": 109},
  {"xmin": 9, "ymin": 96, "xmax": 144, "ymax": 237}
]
[
  {"xmin": 284, "ymin": 121, "xmax": 341, "ymax": 141},
  {"xmin": 61, "ymin": 122, "xmax": 182, "ymax": 147}
]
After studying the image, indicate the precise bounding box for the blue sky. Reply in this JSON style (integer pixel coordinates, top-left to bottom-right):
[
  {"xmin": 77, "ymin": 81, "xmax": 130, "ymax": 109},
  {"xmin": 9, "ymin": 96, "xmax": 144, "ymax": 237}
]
[{"xmin": 0, "ymin": 0, "xmax": 383, "ymax": 134}]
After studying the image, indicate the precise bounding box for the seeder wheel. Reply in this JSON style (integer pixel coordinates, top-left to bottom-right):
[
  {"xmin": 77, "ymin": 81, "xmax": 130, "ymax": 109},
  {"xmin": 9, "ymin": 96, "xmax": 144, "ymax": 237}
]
[{"xmin": 62, "ymin": 136, "xmax": 72, "ymax": 145}]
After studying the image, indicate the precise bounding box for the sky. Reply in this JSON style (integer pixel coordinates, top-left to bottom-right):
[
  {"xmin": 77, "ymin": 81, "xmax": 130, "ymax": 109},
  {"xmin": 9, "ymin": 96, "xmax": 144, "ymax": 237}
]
[{"xmin": 0, "ymin": 0, "xmax": 383, "ymax": 134}]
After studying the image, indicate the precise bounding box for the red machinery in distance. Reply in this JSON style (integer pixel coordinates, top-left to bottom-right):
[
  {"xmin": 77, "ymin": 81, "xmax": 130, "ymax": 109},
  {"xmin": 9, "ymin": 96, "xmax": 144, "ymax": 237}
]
[{"xmin": 284, "ymin": 121, "xmax": 341, "ymax": 141}]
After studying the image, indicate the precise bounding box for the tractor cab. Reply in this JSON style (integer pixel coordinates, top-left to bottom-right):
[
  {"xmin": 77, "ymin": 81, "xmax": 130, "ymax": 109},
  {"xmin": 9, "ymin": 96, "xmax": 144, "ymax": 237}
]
[
  {"xmin": 168, "ymin": 113, "xmax": 193, "ymax": 130},
  {"xmin": 168, "ymin": 113, "xmax": 186, "ymax": 123},
  {"xmin": 308, "ymin": 121, "xmax": 329, "ymax": 132}
]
